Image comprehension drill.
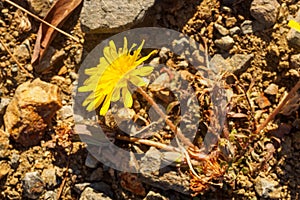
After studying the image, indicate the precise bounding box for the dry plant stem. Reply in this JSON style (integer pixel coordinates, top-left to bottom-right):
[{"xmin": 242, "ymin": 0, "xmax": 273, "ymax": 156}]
[
  {"xmin": 136, "ymin": 87, "xmax": 194, "ymax": 148},
  {"xmin": 4, "ymin": 0, "xmax": 80, "ymax": 43},
  {"xmin": 116, "ymin": 135, "xmax": 181, "ymax": 152},
  {"xmin": 0, "ymin": 37, "xmax": 33, "ymax": 78},
  {"xmin": 256, "ymin": 80, "xmax": 300, "ymax": 134}
]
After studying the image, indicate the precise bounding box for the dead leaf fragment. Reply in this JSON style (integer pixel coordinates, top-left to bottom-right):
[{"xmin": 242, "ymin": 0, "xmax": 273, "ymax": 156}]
[
  {"xmin": 31, "ymin": 0, "xmax": 82, "ymax": 71},
  {"xmin": 120, "ymin": 172, "xmax": 146, "ymax": 196}
]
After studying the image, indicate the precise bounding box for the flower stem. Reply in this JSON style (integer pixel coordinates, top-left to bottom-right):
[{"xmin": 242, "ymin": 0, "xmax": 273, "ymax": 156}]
[{"xmin": 136, "ymin": 87, "xmax": 194, "ymax": 148}]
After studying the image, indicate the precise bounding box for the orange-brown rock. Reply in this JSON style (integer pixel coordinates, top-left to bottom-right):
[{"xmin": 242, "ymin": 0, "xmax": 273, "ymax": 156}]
[{"xmin": 4, "ymin": 78, "xmax": 62, "ymax": 147}]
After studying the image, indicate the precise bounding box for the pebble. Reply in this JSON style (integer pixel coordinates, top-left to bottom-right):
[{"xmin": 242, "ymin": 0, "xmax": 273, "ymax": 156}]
[
  {"xmin": 59, "ymin": 105, "xmax": 73, "ymax": 119},
  {"xmin": 13, "ymin": 42, "xmax": 31, "ymax": 61},
  {"xmin": 9, "ymin": 152, "xmax": 20, "ymax": 169},
  {"xmin": 159, "ymin": 47, "xmax": 170, "ymax": 62},
  {"xmin": 264, "ymin": 83, "xmax": 278, "ymax": 95},
  {"xmin": 228, "ymin": 54, "xmax": 254, "ymax": 73},
  {"xmin": 229, "ymin": 26, "xmax": 241, "ymax": 35},
  {"xmin": 22, "ymin": 172, "xmax": 45, "ymax": 199},
  {"xmin": 254, "ymin": 175, "xmax": 281, "ymax": 199},
  {"xmin": 225, "ymin": 17, "xmax": 237, "ymax": 28},
  {"xmin": 290, "ymin": 54, "xmax": 300, "ymax": 68},
  {"xmin": 44, "ymin": 191, "xmax": 57, "ymax": 200},
  {"xmin": 214, "ymin": 23, "xmax": 229, "ymax": 35},
  {"xmin": 214, "ymin": 36, "xmax": 234, "ymax": 50},
  {"xmin": 241, "ymin": 20, "xmax": 254, "ymax": 34},
  {"xmin": 143, "ymin": 191, "xmax": 167, "ymax": 200},
  {"xmin": 250, "ymin": 0, "xmax": 280, "ymax": 28},
  {"xmin": 41, "ymin": 168, "xmax": 57, "ymax": 188},
  {"xmin": 85, "ymin": 153, "xmax": 99, "ymax": 168},
  {"xmin": 79, "ymin": 187, "xmax": 113, "ymax": 200}
]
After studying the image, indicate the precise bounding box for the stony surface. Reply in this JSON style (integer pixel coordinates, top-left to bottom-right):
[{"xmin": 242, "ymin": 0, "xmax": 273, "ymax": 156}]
[
  {"xmin": 1, "ymin": 0, "xmax": 300, "ymax": 199},
  {"xmin": 3, "ymin": 78, "xmax": 62, "ymax": 146},
  {"xmin": 80, "ymin": 0, "xmax": 156, "ymax": 33}
]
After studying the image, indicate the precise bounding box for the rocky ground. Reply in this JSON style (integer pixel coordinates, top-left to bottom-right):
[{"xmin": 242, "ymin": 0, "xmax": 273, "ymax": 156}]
[{"xmin": 0, "ymin": 0, "xmax": 300, "ymax": 199}]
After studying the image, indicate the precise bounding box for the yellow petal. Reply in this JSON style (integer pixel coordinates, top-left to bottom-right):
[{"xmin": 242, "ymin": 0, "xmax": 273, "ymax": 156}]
[
  {"xmin": 122, "ymin": 87, "xmax": 133, "ymax": 108},
  {"xmin": 134, "ymin": 50, "xmax": 157, "ymax": 66},
  {"xmin": 129, "ymin": 75, "xmax": 147, "ymax": 86},
  {"xmin": 288, "ymin": 20, "xmax": 300, "ymax": 32},
  {"xmin": 99, "ymin": 93, "xmax": 113, "ymax": 115},
  {"xmin": 130, "ymin": 66, "xmax": 154, "ymax": 76},
  {"xmin": 111, "ymin": 86, "xmax": 121, "ymax": 102}
]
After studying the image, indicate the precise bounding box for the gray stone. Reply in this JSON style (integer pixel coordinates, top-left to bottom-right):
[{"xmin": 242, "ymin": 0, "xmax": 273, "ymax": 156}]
[
  {"xmin": 80, "ymin": 0, "xmax": 156, "ymax": 33},
  {"xmin": 143, "ymin": 191, "xmax": 167, "ymax": 200},
  {"xmin": 80, "ymin": 187, "xmax": 112, "ymax": 200},
  {"xmin": 290, "ymin": 54, "xmax": 300, "ymax": 68},
  {"xmin": 287, "ymin": 10, "xmax": 300, "ymax": 50},
  {"xmin": 264, "ymin": 83, "xmax": 278, "ymax": 95},
  {"xmin": 140, "ymin": 170, "xmax": 191, "ymax": 195},
  {"xmin": 241, "ymin": 20, "xmax": 254, "ymax": 34},
  {"xmin": 250, "ymin": 0, "xmax": 280, "ymax": 28},
  {"xmin": 229, "ymin": 26, "xmax": 241, "ymax": 35},
  {"xmin": 214, "ymin": 23, "xmax": 229, "ymax": 36},
  {"xmin": 228, "ymin": 54, "xmax": 254, "ymax": 73},
  {"xmin": 140, "ymin": 147, "xmax": 162, "ymax": 174},
  {"xmin": 209, "ymin": 54, "xmax": 231, "ymax": 74},
  {"xmin": 23, "ymin": 172, "xmax": 45, "ymax": 199},
  {"xmin": 214, "ymin": 36, "xmax": 234, "ymax": 50}
]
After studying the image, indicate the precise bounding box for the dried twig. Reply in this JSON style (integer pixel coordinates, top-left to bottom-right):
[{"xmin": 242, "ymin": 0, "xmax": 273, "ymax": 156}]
[
  {"xmin": 4, "ymin": 0, "xmax": 80, "ymax": 43},
  {"xmin": 256, "ymin": 80, "xmax": 300, "ymax": 133},
  {"xmin": 0, "ymin": 37, "xmax": 33, "ymax": 78},
  {"xmin": 136, "ymin": 87, "xmax": 194, "ymax": 148}
]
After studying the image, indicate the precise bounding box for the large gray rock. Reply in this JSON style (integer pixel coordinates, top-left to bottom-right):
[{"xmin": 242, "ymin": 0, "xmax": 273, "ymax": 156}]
[
  {"xmin": 80, "ymin": 0, "xmax": 156, "ymax": 33},
  {"xmin": 250, "ymin": 0, "xmax": 280, "ymax": 28}
]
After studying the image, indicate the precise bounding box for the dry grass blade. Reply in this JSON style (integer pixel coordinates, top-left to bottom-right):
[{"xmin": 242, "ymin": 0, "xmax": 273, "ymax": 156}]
[
  {"xmin": 256, "ymin": 80, "xmax": 300, "ymax": 134},
  {"xmin": 0, "ymin": 37, "xmax": 32, "ymax": 78}
]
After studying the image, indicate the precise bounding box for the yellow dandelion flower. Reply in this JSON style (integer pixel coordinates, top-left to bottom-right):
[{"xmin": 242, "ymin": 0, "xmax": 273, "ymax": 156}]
[
  {"xmin": 288, "ymin": 20, "xmax": 300, "ymax": 33},
  {"xmin": 78, "ymin": 37, "xmax": 156, "ymax": 115}
]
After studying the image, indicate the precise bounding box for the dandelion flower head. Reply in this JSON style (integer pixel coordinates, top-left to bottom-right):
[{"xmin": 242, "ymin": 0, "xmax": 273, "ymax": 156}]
[{"xmin": 78, "ymin": 37, "xmax": 156, "ymax": 115}]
